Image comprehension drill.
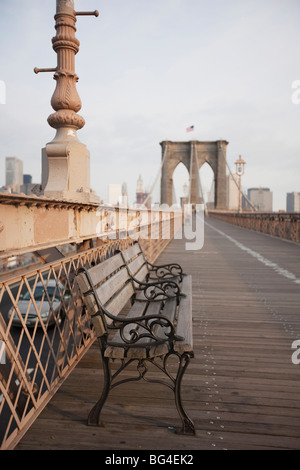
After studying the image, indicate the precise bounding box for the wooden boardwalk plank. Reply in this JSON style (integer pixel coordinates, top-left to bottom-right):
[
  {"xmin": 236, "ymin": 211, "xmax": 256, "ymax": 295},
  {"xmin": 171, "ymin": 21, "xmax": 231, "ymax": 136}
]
[{"xmin": 16, "ymin": 217, "xmax": 300, "ymax": 450}]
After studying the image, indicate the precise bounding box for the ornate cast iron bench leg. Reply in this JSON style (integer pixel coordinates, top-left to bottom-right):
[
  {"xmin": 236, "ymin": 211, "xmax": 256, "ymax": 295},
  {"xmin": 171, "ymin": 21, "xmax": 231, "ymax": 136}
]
[
  {"xmin": 174, "ymin": 352, "xmax": 195, "ymax": 435},
  {"xmin": 88, "ymin": 347, "xmax": 111, "ymax": 426},
  {"xmin": 87, "ymin": 350, "xmax": 195, "ymax": 434}
]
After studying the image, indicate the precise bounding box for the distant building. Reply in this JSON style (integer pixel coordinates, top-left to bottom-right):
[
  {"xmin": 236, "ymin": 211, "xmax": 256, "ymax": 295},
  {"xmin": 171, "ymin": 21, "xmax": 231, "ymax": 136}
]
[
  {"xmin": 108, "ymin": 184, "xmax": 122, "ymax": 205},
  {"xmin": 247, "ymin": 187, "xmax": 273, "ymax": 212},
  {"xmin": 20, "ymin": 174, "xmax": 37, "ymax": 195},
  {"xmin": 286, "ymin": 192, "xmax": 300, "ymax": 212},
  {"xmin": 227, "ymin": 173, "xmax": 239, "ymax": 210},
  {"xmin": 5, "ymin": 157, "xmax": 23, "ymax": 193},
  {"xmin": 0, "ymin": 185, "xmax": 12, "ymax": 193},
  {"xmin": 23, "ymin": 174, "xmax": 32, "ymax": 184},
  {"xmin": 136, "ymin": 174, "xmax": 144, "ymax": 203},
  {"xmin": 121, "ymin": 182, "xmax": 128, "ymax": 206},
  {"xmin": 136, "ymin": 174, "xmax": 151, "ymax": 208}
]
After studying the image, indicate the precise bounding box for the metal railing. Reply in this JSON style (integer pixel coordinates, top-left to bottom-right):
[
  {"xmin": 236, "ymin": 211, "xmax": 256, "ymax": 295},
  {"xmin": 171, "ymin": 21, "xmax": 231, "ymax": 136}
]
[
  {"xmin": 0, "ymin": 210, "xmax": 181, "ymax": 450},
  {"xmin": 208, "ymin": 210, "xmax": 300, "ymax": 243}
]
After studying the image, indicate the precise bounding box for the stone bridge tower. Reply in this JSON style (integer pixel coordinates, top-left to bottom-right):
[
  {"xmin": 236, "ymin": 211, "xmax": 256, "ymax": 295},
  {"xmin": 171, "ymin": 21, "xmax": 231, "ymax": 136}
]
[{"xmin": 160, "ymin": 140, "xmax": 228, "ymax": 209}]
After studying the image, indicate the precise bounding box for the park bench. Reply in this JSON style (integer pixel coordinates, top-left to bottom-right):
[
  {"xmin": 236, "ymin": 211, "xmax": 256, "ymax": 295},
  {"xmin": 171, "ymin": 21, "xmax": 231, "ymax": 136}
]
[
  {"xmin": 75, "ymin": 242, "xmax": 195, "ymax": 435},
  {"xmin": 122, "ymin": 241, "xmax": 184, "ymax": 283}
]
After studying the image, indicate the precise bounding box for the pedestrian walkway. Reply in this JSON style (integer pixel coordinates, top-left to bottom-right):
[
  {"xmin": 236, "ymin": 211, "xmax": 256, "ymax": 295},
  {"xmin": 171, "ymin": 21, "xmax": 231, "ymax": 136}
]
[{"xmin": 16, "ymin": 217, "xmax": 300, "ymax": 450}]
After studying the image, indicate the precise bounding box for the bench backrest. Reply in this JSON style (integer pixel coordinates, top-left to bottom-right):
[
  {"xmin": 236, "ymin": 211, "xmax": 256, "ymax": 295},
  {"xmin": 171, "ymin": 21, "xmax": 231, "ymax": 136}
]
[
  {"xmin": 121, "ymin": 243, "xmax": 148, "ymax": 283},
  {"xmin": 76, "ymin": 252, "xmax": 135, "ymax": 337}
]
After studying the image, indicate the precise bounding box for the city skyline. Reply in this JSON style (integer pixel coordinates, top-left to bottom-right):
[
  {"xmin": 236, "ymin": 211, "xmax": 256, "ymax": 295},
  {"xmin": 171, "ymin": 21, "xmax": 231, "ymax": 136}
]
[
  {"xmin": 0, "ymin": 0, "xmax": 300, "ymax": 210},
  {"xmin": 4, "ymin": 154, "xmax": 300, "ymax": 213}
]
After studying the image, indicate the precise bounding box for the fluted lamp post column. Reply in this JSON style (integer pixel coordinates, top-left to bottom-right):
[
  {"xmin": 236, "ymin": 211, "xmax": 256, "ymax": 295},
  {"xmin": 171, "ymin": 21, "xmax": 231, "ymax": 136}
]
[
  {"xmin": 35, "ymin": 0, "xmax": 99, "ymax": 203},
  {"xmin": 235, "ymin": 154, "xmax": 246, "ymax": 213}
]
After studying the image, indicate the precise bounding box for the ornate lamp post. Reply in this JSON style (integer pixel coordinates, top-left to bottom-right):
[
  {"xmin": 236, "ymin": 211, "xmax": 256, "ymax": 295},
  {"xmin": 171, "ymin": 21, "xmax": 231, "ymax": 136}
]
[
  {"xmin": 235, "ymin": 155, "xmax": 246, "ymax": 212},
  {"xmin": 35, "ymin": 0, "xmax": 99, "ymax": 203}
]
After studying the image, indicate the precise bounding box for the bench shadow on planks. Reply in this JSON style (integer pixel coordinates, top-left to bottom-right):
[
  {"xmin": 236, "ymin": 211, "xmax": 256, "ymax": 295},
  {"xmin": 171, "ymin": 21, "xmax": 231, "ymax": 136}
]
[{"xmin": 76, "ymin": 242, "xmax": 195, "ymax": 435}]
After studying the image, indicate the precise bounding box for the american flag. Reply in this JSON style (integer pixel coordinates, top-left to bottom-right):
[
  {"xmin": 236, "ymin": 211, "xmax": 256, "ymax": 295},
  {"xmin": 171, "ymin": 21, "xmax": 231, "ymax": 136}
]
[{"xmin": 186, "ymin": 125, "xmax": 194, "ymax": 132}]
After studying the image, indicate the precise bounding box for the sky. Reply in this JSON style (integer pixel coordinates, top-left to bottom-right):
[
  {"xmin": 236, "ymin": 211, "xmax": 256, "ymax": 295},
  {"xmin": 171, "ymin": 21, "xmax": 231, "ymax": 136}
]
[{"xmin": 0, "ymin": 0, "xmax": 300, "ymax": 210}]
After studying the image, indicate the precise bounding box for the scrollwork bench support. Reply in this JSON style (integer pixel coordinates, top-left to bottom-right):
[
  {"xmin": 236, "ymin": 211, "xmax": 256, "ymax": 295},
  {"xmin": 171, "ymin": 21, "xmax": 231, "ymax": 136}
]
[{"xmin": 76, "ymin": 246, "xmax": 195, "ymax": 435}]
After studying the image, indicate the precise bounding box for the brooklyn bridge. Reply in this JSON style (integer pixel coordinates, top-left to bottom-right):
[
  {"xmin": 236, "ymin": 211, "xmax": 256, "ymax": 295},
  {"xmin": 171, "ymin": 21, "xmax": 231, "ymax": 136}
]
[{"xmin": 0, "ymin": 0, "xmax": 300, "ymax": 451}]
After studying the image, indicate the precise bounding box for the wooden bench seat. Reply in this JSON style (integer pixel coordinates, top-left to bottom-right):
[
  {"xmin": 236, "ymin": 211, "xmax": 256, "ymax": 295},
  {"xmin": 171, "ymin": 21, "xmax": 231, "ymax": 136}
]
[{"xmin": 76, "ymin": 243, "xmax": 195, "ymax": 435}]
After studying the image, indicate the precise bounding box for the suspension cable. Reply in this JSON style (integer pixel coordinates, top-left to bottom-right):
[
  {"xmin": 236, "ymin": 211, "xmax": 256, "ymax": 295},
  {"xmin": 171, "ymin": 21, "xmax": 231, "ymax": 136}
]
[
  {"xmin": 143, "ymin": 143, "xmax": 168, "ymax": 206},
  {"xmin": 219, "ymin": 144, "xmax": 257, "ymax": 211}
]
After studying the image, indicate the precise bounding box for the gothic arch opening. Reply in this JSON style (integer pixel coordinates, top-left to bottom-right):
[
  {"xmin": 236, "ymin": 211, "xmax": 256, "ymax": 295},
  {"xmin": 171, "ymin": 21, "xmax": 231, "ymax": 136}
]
[
  {"xmin": 199, "ymin": 162, "xmax": 215, "ymax": 208},
  {"xmin": 172, "ymin": 162, "xmax": 190, "ymax": 206}
]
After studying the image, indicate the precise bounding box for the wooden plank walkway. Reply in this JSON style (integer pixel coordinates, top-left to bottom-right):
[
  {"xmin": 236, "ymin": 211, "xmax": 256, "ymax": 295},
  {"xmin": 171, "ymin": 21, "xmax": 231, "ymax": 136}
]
[{"xmin": 15, "ymin": 216, "xmax": 300, "ymax": 450}]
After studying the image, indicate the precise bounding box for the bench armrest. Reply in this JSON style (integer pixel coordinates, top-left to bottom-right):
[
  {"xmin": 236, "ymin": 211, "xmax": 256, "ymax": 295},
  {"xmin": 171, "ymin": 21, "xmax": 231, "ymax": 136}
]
[
  {"xmin": 131, "ymin": 277, "xmax": 184, "ymax": 302},
  {"xmin": 104, "ymin": 310, "xmax": 184, "ymax": 346},
  {"xmin": 146, "ymin": 260, "xmax": 184, "ymax": 282}
]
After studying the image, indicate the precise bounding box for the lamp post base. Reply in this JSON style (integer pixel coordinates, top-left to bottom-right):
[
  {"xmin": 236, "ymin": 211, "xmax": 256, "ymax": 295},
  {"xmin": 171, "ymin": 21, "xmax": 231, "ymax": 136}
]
[{"xmin": 41, "ymin": 128, "xmax": 100, "ymax": 204}]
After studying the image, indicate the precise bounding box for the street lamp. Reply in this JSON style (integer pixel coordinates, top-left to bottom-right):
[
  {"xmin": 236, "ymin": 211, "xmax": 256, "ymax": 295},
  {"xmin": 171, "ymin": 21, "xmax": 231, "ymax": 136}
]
[
  {"xmin": 34, "ymin": 0, "xmax": 99, "ymax": 203},
  {"xmin": 235, "ymin": 155, "xmax": 246, "ymax": 212}
]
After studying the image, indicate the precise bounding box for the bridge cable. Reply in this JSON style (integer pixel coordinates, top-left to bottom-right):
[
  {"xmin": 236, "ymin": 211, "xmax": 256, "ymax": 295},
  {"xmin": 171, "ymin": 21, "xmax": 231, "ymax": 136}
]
[
  {"xmin": 143, "ymin": 143, "xmax": 168, "ymax": 207},
  {"xmin": 219, "ymin": 144, "xmax": 257, "ymax": 211}
]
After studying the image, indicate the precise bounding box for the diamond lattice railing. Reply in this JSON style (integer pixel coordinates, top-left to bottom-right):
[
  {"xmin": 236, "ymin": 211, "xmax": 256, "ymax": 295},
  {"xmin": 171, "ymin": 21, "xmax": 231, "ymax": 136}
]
[
  {"xmin": 0, "ymin": 238, "xmax": 139, "ymax": 450},
  {"xmin": 0, "ymin": 208, "xmax": 182, "ymax": 450}
]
